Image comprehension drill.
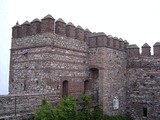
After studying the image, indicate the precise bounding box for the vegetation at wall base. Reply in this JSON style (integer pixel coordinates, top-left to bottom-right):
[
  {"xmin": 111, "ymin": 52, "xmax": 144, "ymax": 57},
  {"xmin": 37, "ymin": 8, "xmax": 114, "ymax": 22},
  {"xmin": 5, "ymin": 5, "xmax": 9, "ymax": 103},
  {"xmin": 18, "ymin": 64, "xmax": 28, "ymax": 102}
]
[{"xmin": 32, "ymin": 94, "xmax": 133, "ymax": 120}]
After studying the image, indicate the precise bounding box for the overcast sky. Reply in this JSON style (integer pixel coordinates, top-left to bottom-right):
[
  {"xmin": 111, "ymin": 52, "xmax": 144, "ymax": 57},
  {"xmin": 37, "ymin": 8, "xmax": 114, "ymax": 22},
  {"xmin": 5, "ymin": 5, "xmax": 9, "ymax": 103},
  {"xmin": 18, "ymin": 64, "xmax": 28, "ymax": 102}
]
[{"xmin": 0, "ymin": 0, "xmax": 160, "ymax": 94}]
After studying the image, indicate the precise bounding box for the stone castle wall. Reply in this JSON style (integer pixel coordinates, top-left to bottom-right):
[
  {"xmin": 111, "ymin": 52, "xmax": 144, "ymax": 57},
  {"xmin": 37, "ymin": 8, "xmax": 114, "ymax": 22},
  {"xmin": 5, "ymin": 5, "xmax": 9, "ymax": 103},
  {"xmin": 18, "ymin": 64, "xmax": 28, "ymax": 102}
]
[
  {"xmin": 127, "ymin": 45, "xmax": 160, "ymax": 120},
  {"xmin": 0, "ymin": 14, "xmax": 159, "ymax": 119},
  {"xmin": 0, "ymin": 93, "xmax": 59, "ymax": 120}
]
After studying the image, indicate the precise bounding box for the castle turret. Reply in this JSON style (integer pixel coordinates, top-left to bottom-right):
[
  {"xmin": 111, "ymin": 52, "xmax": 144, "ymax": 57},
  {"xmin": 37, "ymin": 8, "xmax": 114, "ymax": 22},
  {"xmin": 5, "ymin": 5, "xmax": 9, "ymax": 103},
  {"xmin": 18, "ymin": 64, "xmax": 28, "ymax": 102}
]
[
  {"xmin": 41, "ymin": 14, "xmax": 55, "ymax": 33},
  {"xmin": 66, "ymin": 22, "xmax": 76, "ymax": 39},
  {"xmin": 75, "ymin": 25, "xmax": 85, "ymax": 41},
  {"xmin": 154, "ymin": 42, "xmax": 160, "ymax": 56},
  {"xmin": 141, "ymin": 43, "xmax": 151, "ymax": 56},
  {"xmin": 127, "ymin": 44, "xmax": 140, "ymax": 57},
  {"xmin": 21, "ymin": 21, "xmax": 30, "ymax": 37},
  {"xmin": 30, "ymin": 18, "xmax": 41, "ymax": 35},
  {"xmin": 55, "ymin": 18, "xmax": 66, "ymax": 36},
  {"xmin": 12, "ymin": 22, "xmax": 21, "ymax": 38}
]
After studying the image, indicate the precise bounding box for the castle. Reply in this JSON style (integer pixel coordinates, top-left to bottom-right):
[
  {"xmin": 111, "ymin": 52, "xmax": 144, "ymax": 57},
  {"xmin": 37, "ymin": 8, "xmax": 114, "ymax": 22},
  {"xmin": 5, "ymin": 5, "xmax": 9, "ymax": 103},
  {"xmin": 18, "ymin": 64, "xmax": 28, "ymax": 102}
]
[{"xmin": 0, "ymin": 14, "xmax": 160, "ymax": 120}]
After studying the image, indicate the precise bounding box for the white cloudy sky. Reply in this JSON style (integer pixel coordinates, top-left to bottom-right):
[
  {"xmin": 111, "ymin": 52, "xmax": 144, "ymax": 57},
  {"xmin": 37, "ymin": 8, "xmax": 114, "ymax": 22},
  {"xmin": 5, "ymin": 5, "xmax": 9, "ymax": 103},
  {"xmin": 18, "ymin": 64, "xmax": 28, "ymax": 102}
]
[{"xmin": 0, "ymin": 0, "xmax": 160, "ymax": 94}]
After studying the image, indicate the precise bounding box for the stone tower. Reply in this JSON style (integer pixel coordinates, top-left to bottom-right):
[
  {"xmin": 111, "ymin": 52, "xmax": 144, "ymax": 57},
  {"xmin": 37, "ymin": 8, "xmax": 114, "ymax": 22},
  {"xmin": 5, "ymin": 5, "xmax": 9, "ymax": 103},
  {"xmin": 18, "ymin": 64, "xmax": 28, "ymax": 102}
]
[
  {"xmin": 10, "ymin": 15, "xmax": 88, "ymax": 96},
  {"xmin": 10, "ymin": 14, "xmax": 128, "ymax": 116},
  {"xmin": 88, "ymin": 33, "xmax": 127, "ymax": 115},
  {"xmin": 9, "ymin": 14, "xmax": 160, "ymax": 119}
]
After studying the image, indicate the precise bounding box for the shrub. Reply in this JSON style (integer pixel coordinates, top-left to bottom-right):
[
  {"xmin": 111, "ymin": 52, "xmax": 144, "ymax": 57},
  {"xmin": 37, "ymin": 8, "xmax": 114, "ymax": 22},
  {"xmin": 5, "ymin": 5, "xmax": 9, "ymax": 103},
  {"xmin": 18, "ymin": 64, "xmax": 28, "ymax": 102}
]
[
  {"xmin": 81, "ymin": 93, "xmax": 91, "ymax": 109},
  {"xmin": 34, "ymin": 96, "xmax": 78, "ymax": 120},
  {"xmin": 55, "ymin": 96, "xmax": 78, "ymax": 120},
  {"xmin": 76, "ymin": 93, "xmax": 93, "ymax": 120},
  {"xmin": 34, "ymin": 98, "xmax": 54, "ymax": 120},
  {"xmin": 34, "ymin": 94, "xmax": 133, "ymax": 120},
  {"xmin": 92, "ymin": 106, "xmax": 104, "ymax": 120},
  {"xmin": 77, "ymin": 108, "xmax": 93, "ymax": 120}
]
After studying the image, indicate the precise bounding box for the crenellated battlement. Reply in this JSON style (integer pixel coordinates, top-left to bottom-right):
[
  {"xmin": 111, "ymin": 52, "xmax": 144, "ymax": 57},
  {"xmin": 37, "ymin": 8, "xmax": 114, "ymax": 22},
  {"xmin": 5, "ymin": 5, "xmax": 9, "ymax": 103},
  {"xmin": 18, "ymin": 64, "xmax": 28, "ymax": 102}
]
[
  {"xmin": 89, "ymin": 32, "xmax": 128, "ymax": 51},
  {"xmin": 12, "ymin": 14, "xmax": 92, "ymax": 42},
  {"xmin": 127, "ymin": 42, "xmax": 160, "ymax": 57},
  {"xmin": 12, "ymin": 14, "xmax": 131, "ymax": 52},
  {"xmin": 12, "ymin": 14, "xmax": 160, "ymax": 55}
]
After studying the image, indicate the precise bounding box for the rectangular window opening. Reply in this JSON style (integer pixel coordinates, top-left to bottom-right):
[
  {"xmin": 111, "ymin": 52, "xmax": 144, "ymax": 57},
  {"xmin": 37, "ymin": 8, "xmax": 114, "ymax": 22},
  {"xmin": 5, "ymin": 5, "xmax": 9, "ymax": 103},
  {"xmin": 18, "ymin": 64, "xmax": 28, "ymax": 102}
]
[{"xmin": 143, "ymin": 107, "xmax": 147, "ymax": 117}]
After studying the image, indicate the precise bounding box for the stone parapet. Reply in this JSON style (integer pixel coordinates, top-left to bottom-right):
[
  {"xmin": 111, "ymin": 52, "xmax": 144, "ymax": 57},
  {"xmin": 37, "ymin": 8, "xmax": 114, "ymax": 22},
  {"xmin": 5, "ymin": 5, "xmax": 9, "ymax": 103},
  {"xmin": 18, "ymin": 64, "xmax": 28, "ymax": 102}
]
[
  {"xmin": 127, "ymin": 43, "xmax": 160, "ymax": 58},
  {"xmin": 88, "ymin": 33, "xmax": 126, "ymax": 52},
  {"xmin": 11, "ymin": 33, "xmax": 88, "ymax": 53},
  {"xmin": 12, "ymin": 15, "xmax": 91, "ymax": 42}
]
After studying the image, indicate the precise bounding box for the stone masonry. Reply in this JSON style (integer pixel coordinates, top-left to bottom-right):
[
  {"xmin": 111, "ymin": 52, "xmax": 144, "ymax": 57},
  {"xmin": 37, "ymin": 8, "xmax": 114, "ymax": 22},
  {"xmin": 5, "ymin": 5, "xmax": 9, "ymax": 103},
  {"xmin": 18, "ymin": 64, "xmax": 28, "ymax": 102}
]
[
  {"xmin": 0, "ymin": 14, "xmax": 159, "ymax": 119},
  {"xmin": 0, "ymin": 93, "xmax": 59, "ymax": 119},
  {"xmin": 127, "ymin": 44, "xmax": 160, "ymax": 120}
]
